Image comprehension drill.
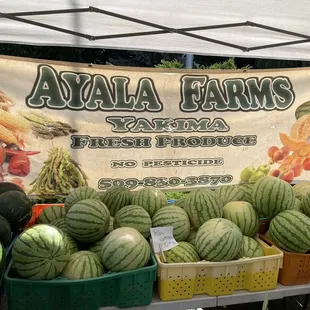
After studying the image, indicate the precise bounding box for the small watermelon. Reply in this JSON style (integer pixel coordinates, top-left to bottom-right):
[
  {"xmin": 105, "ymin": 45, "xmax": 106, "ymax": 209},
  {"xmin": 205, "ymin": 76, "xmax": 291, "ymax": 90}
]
[
  {"xmin": 236, "ymin": 236, "xmax": 264, "ymax": 258},
  {"xmin": 101, "ymin": 186, "xmax": 132, "ymax": 217},
  {"xmin": 293, "ymin": 182, "xmax": 310, "ymax": 200},
  {"xmin": 65, "ymin": 186, "xmax": 100, "ymax": 212},
  {"xmin": 186, "ymin": 229, "xmax": 197, "ymax": 246},
  {"xmin": 38, "ymin": 205, "xmax": 65, "ymax": 224},
  {"xmin": 107, "ymin": 216, "xmax": 114, "ymax": 233},
  {"xmin": 301, "ymin": 192, "xmax": 310, "ymax": 216},
  {"xmin": 132, "ymin": 187, "xmax": 167, "ymax": 218},
  {"xmin": 50, "ymin": 218, "xmax": 68, "ymax": 233},
  {"xmin": 114, "ymin": 205, "xmax": 152, "ymax": 238},
  {"xmin": 0, "ymin": 215, "xmax": 11, "ymax": 247},
  {"xmin": 215, "ymin": 185, "xmax": 245, "ymax": 206},
  {"xmin": 237, "ymin": 183, "xmax": 254, "ymax": 204},
  {"xmin": 61, "ymin": 251, "xmax": 103, "ymax": 280},
  {"xmin": 88, "ymin": 238, "xmax": 106, "ymax": 258},
  {"xmin": 164, "ymin": 242, "xmax": 200, "ymax": 263},
  {"xmin": 173, "ymin": 196, "xmax": 187, "ymax": 209}
]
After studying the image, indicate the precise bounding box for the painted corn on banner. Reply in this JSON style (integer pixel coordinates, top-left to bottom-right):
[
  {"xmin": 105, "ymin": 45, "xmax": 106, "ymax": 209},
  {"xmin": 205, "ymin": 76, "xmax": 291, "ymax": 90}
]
[{"xmin": 0, "ymin": 55, "xmax": 310, "ymax": 195}]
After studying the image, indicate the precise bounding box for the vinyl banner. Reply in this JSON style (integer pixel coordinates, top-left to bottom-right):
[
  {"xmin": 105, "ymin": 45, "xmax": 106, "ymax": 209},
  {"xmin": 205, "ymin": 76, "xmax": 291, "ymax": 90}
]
[{"xmin": 0, "ymin": 56, "xmax": 309, "ymax": 195}]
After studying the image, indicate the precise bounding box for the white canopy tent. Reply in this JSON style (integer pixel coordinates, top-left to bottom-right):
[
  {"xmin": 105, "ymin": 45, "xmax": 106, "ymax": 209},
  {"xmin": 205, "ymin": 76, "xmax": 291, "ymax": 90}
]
[{"xmin": 0, "ymin": 0, "xmax": 310, "ymax": 61}]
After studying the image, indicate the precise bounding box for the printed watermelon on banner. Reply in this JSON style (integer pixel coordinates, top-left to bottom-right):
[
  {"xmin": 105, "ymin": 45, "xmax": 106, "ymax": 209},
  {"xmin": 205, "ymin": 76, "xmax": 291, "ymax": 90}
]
[
  {"xmin": 236, "ymin": 236, "xmax": 264, "ymax": 258},
  {"xmin": 185, "ymin": 188, "xmax": 222, "ymax": 229},
  {"xmin": 101, "ymin": 227, "xmax": 150, "ymax": 272},
  {"xmin": 269, "ymin": 210, "xmax": 310, "ymax": 253},
  {"xmin": 195, "ymin": 218, "xmax": 243, "ymax": 262},
  {"xmin": 152, "ymin": 206, "xmax": 190, "ymax": 241},
  {"xmin": 132, "ymin": 187, "xmax": 167, "ymax": 218},
  {"xmin": 66, "ymin": 199, "xmax": 110, "ymax": 243},
  {"xmin": 61, "ymin": 251, "xmax": 104, "ymax": 280},
  {"xmin": 252, "ymin": 176, "xmax": 295, "ymax": 219},
  {"xmin": 114, "ymin": 205, "xmax": 152, "ymax": 238},
  {"xmin": 215, "ymin": 185, "xmax": 245, "ymax": 206},
  {"xmin": 12, "ymin": 224, "xmax": 70, "ymax": 280},
  {"xmin": 65, "ymin": 186, "xmax": 100, "ymax": 212},
  {"xmin": 101, "ymin": 186, "xmax": 132, "ymax": 217},
  {"xmin": 223, "ymin": 201, "xmax": 259, "ymax": 237},
  {"xmin": 164, "ymin": 241, "xmax": 200, "ymax": 263},
  {"xmin": 38, "ymin": 205, "xmax": 65, "ymax": 224}
]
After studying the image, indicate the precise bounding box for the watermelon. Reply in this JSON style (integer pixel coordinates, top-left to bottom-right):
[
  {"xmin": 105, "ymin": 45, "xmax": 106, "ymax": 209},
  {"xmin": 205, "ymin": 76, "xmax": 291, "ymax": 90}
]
[
  {"xmin": 0, "ymin": 215, "xmax": 11, "ymax": 247},
  {"xmin": 132, "ymin": 187, "xmax": 167, "ymax": 218},
  {"xmin": 185, "ymin": 188, "xmax": 222, "ymax": 229},
  {"xmin": 186, "ymin": 229, "xmax": 197, "ymax": 246},
  {"xmin": 54, "ymin": 229, "xmax": 79, "ymax": 255},
  {"xmin": 252, "ymin": 176, "xmax": 295, "ymax": 219},
  {"xmin": 108, "ymin": 216, "xmax": 114, "ymax": 233},
  {"xmin": 66, "ymin": 199, "xmax": 110, "ymax": 243},
  {"xmin": 101, "ymin": 186, "xmax": 132, "ymax": 217},
  {"xmin": 61, "ymin": 251, "xmax": 103, "ymax": 280},
  {"xmin": 101, "ymin": 227, "xmax": 150, "ymax": 272},
  {"xmin": 164, "ymin": 241, "xmax": 200, "ymax": 263},
  {"xmin": 38, "ymin": 205, "xmax": 65, "ymax": 224},
  {"xmin": 65, "ymin": 186, "xmax": 100, "ymax": 212},
  {"xmin": 0, "ymin": 243, "xmax": 6, "ymax": 278},
  {"xmin": 173, "ymin": 196, "xmax": 187, "ymax": 209},
  {"xmin": 0, "ymin": 182, "xmax": 25, "ymax": 195},
  {"xmin": 12, "ymin": 224, "xmax": 70, "ymax": 280},
  {"xmin": 222, "ymin": 201, "xmax": 259, "ymax": 236},
  {"xmin": 293, "ymin": 181, "xmax": 310, "ymax": 200},
  {"xmin": 293, "ymin": 198, "xmax": 303, "ymax": 213},
  {"xmin": 195, "ymin": 218, "xmax": 243, "ymax": 262},
  {"xmin": 215, "ymin": 185, "xmax": 245, "ymax": 206},
  {"xmin": 114, "ymin": 205, "xmax": 152, "ymax": 238},
  {"xmin": 0, "ymin": 190, "xmax": 32, "ymax": 232},
  {"xmin": 88, "ymin": 238, "xmax": 105, "ymax": 258},
  {"xmin": 237, "ymin": 183, "xmax": 254, "ymax": 204},
  {"xmin": 301, "ymin": 192, "xmax": 310, "ymax": 216},
  {"xmin": 236, "ymin": 236, "xmax": 264, "ymax": 258},
  {"xmin": 50, "ymin": 218, "xmax": 68, "ymax": 233},
  {"xmin": 152, "ymin": 206, "xmax": 190, "ymax": 241},
  {"xmin": 269, "ymin": 210, "xmax": 310, "ymax": 253}
]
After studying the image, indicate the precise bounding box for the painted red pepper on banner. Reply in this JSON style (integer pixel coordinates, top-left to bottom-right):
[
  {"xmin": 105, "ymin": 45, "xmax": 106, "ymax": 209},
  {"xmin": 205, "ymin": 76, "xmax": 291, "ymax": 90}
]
[{"xmin": 8, "ymin": 152, "xmax": 30, "ymax": 177}]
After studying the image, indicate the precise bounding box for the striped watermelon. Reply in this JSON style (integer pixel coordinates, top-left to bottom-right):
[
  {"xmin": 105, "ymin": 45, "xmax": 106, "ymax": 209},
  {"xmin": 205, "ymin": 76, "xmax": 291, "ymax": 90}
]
[
  {"xmin": 132, "ymin": 187, "xmax": 167, "ymax": 218},
  {"xmin": 12, "ymin": 224, "xmax": 70, "ymax": 280},
  {"xmin": 252, "ymin": 176, "xmax": 295, "ymax": 219},
  {"xmin": 173, "ymin": 196, "xmax": 187, "ymax": 209},
  {"xmin": 0, "ymin": 243, "xmax": 5, "ymax": 278},
  {"xmin": 301, "ymin": 192, "xmax": 310, "ymax": 216},
  {"xmin": 114, "ymin": 205, "xmax": 152, "ymax": 238},
  {"xmin": 66, "ymin": 199, "xmax": 110, "ymax": 243},
  {"xmin": 222, "ymin": 201, "xmax": 259, "ymax": 236},
  {"xmin": 152, "ymin": 206, "xmax": 190, "ymax": 241},
  {"xmin": 185, "ymin": 188, "xmax": 222, "ymax": 229},
  {"xmin": 61, "ymin": 251, "xmax": 104, "ymax": 280},
  {"xmin": 236, "ymin": 236, "xmax": 264, "ymax": 258},
  {"xmin": 101, "ymin": 227, "xmax": 150, "ymax": 272},
  {"xmin": 293, "ymin": 182, "xmax": 310, "ymax": 200},
  {"xmin": 215, "ymin": 185, "xmax": 245, "ymax": 206},
  {"xmin": 293, "ymin": 198, "xmax": 303, "ymax": 213},
  {"xmin": 269, "ymin": 210, "xmax": 310, "ymax": 253},
  {"xmin": 54, "ymin": 228, "xmax": 79, "ymax": 255},
  {"xmin": 108, "ymin": 216, "xmax": 114, "ymax": 233},
  {"xmin": 186, "ymin": 229, "xmax": 197, "ymax": 246},
  {"xmin": 164, "ymin": 241, "xmax": 200, "ymax": 263},
  {"xmin": 196, "ymin": 218, "xmax": 243, "ymax": 262},
  {"xmin": 38, "ymin": 205, "xmax": 65, "ymax": 224},
  {"xmin": 65, "ymin": 186, "xmax": 100, "ymax": 212},
  {"xmin": 237, "ymin": 183, "xmax": 254, "ymax": 204},
  {"xmin": 88, "ymin": 238, "xmax": 105, "ymax": 258},
  {"xmin": 50, "ymin": 218, "xmax": 68, "ymax": 233},
  {"xmin": 101, "ymin": 186, "xmax": 132, "ymax": 217}
]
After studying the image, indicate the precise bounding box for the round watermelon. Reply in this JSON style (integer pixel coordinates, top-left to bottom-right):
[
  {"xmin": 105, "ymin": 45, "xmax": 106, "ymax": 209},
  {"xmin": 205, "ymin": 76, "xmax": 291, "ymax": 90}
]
[
  {"xmin": 152, "ymin": 206, "xmax": 190, "ymax": 241},
  {"xmin": 66, "ymin": 199, "xmax": 110, "ymax": 243},
  {"xmin": 215, "ymin": 185, "xmax": 245, "ymax": 206},
  {"xmin": 164, "ymin": 241, "xmax": 200, "ymax": 263},
  {"xmin": 301, "ymin": 192, "xmax": 310, "ymax": 216},
  {"xmin": 88, "ymin": 238, "xmax": 106, "ymax": 259},
  {"xmin": 252, "ymin": 176, "xmax": 295, "ymax": 219},
  {"xmin": 101, "ymin": 186, "xmax": 132, "ymax": 217},
  {"xmin": 236, "ymin": 236, "xmax": 264, "ymax": 258},
  {"xmin": 293, "ymin": 182, "xmax": 310, "ymax": 200},
  {"xmin": 114, "ymin": 205, "xmax": 152, "ymax": 238},
  {"xmin": 269, "ymin": 210, "xmax": 310, "ymax": 253},
  {"xmin": 0, "ymin": 243, "xmax": 6, "ymax": 278},
  {"xmin": 12, "ymin": 224, "xmax": 70, "ymax": 280},
  {"xmin": 50, "ymin": 218, "xmax": 67, "ymax": 233},
  {"xmin": 293, "ymin": 198, "xmax": 303, "ymax": 213},
  {"xmin": 54, "ymin": 228, "xmax": 79, "ymax": 255},
  {"xmin": 107, "ymin": 216, "xmax": 114, "ymax": 233},
  {"xmin": 186, "ymin": 229, "xmax": 197, "ymax": 246},
  {"xmin": 173, "ymin": 196, "xmax": 187, "ymax": 209},
  {"xmin": 101, "ymin": 227, "xmax": 150, "ymax": 272},
  {"xmin": 0, "ymin": 191, "xmax": 32, "ymax": 232},
  {"xmin": 0, "ymin": 215, "xmax": 11, "ymax": 247},
  {"xmin": 38, "ymin": 205, "xmax": 66, "ymax": 224},
  {"xmin": 65, "ymin": 186, "xmax": 100, "ymax": 212},
  {"xmin": 236, "ymin": 183, "xmax": 254, "ymax": 204},
  {"xmin": 131, "ymin": 187, "xmax": 167, "ymax": 218},
  {"xmin": 61, "ymin": 251, "xmax": 103, "ymax": 280},
  {"xmin": 222, "ymin": 201, "xmax": 259, "ymax": 236},
  {"xmin": 185, "ymin": 188, "xmax": 222, "ymax": 229},
  {"xmin": 196, "ymin": 218, "xmax": 243, "ymax": 262}
]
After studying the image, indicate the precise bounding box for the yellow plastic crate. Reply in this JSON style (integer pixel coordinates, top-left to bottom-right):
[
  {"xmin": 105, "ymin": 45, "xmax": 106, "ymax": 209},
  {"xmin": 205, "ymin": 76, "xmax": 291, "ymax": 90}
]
[{"xmin": 154, "ymin": 237, "xmax": 283, "ymax": 301}]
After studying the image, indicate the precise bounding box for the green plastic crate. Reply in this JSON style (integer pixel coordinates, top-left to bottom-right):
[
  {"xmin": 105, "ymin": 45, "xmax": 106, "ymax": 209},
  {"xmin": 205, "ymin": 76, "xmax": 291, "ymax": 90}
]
[{"xmin": 4, "ymin": 252, "xmax": 157, "ymax": 310}]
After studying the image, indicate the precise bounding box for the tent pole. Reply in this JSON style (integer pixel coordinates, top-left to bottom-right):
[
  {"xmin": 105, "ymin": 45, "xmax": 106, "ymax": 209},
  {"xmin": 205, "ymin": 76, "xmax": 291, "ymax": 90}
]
[{"xmin": 185, "ymin": 54, "xmax": 194, "ymax": 69}]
